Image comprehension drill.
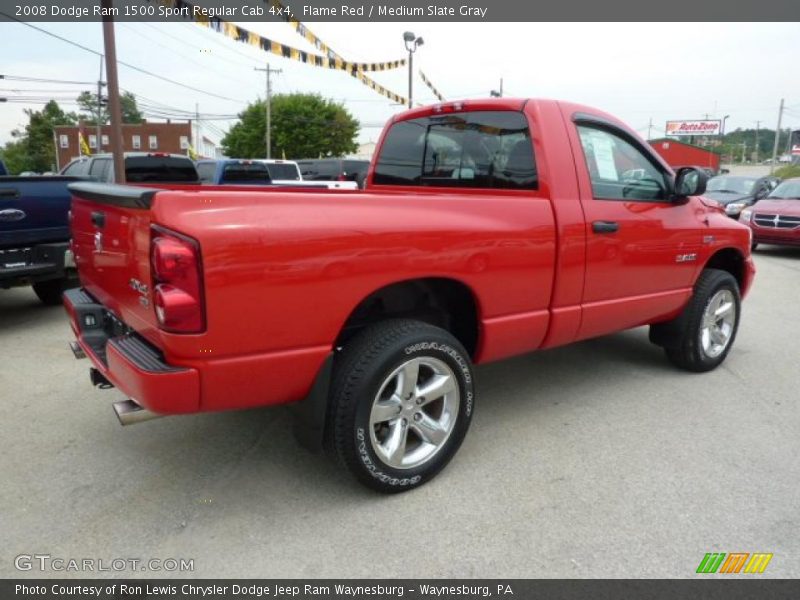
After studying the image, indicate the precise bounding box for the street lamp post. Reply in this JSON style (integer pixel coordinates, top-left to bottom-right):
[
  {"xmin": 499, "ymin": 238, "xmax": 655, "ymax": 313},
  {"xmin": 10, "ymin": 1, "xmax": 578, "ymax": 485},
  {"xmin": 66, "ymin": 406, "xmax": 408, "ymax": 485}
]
[{"xmin": 403, "ymin": 31, "xmax": 423, "ymax": 109}]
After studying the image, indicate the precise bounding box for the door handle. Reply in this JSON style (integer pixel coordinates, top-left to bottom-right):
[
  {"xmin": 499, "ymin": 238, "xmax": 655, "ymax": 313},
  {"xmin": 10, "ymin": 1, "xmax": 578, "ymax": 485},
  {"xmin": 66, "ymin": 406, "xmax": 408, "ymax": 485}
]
[
  {"xmin": 592, "ymin": 220, "xmax": 619, "ymax": 234},
  {"xmin": 91, "ymin": 211, "xmax": 105, "ymax": 228},
  {"xmin": 0, "ymin": 188, "xmax": 20, "ymax": 199}
]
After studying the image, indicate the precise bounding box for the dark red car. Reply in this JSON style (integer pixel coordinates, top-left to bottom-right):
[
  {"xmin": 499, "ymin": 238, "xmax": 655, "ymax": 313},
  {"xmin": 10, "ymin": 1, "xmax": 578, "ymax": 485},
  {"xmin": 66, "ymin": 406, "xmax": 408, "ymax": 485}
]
[{"xmin": 742, "ymin": 178, "xmax": 800, "ymax": 249}]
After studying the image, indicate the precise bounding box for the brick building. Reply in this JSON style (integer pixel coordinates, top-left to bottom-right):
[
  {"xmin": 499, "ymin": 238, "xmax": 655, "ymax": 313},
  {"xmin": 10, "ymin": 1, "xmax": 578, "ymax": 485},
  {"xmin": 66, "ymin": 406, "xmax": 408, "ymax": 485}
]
[{"xmin": 53, "ymin": 121, "xmax": 193, "ymax": 170}]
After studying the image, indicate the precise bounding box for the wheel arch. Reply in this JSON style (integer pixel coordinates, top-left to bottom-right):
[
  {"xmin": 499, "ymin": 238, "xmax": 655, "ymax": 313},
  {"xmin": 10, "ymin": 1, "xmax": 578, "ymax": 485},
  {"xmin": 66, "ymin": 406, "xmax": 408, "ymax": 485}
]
[
  {"xmin": 334, "ymin": 277, "xmax": 482, "ymax": 359},
  {"xmin": 701, "ymin": 247, "xmax": 746, "ymax": 290}
]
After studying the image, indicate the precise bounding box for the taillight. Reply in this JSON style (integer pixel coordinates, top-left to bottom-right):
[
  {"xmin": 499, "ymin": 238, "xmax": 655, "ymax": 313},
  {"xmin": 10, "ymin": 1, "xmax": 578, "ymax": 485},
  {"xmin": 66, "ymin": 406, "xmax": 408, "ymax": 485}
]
[{"xmin": 150, "ymin": 226, "xmax": 205, "ymax": 333}]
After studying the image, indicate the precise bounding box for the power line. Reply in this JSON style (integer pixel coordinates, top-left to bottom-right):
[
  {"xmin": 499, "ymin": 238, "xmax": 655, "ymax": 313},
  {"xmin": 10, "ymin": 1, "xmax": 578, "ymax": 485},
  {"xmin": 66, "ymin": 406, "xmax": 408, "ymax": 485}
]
[
  {"xmin": 119, "ymin": 24, "xmax": 257, "ymax": 90},
  {"xmin": 1, "ymin": 74, "xmax": 96, "ymax": 85},
  {"xmin": 1, "ymin": 16, "xmax": 246, "ymax": 104}
]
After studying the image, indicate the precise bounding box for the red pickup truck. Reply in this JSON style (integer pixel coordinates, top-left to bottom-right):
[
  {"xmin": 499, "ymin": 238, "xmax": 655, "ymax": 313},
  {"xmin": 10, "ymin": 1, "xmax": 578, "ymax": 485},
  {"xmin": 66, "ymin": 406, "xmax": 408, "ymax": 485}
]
[{"xmin": 64, "ymin": 99, "xmax": 755, "ymax": 492}]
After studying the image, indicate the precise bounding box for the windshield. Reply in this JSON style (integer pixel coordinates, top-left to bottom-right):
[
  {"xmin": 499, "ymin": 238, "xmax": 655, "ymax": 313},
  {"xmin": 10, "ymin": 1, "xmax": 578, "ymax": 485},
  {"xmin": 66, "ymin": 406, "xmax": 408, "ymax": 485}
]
[
  {"xmin": 265, "ymin": 163, "xmax": 300, "ymax": 180},
  {"xmin": 768, "ymin": 180, "xmax": 800, "ymax": 199},
  {"xmin": 706, "ymin": 176, "xmax": 757, "ymax": 195}
]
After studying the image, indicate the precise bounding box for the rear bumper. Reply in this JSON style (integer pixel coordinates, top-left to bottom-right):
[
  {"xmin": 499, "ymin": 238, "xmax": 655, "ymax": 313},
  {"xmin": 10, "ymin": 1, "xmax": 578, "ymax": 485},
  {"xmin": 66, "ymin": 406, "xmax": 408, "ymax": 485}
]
[
  {"xmin": 0, "ymin": 242, "xmax": 72, "ymax": 286},
  {"xmin": 64, "ymin": 288, "xmax": 200, "ymax": 415}
]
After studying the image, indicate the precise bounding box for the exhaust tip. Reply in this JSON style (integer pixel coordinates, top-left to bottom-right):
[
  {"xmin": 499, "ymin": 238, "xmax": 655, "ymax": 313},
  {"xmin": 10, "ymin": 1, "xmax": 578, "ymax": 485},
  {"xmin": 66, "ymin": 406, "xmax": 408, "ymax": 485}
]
[
  {"xmin": 69, "ymin": 341, "xmax": 86, "ymax": 360},
  {"xmin": 113, "ymin": 399, "xmax": 162, "ymax": 426},
  {"xmin": 90, "ymin": 367, "xmax": 113, "ymax": 389}
]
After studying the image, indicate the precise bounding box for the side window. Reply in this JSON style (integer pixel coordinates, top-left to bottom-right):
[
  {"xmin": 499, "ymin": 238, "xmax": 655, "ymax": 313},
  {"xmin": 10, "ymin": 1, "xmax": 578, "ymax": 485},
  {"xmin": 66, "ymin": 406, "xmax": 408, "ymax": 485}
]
[
  {"xmin": 196, "ymin": 162, "xmax": 216, "ymax": 184},
  {"xmin": 373, "ymin": 111, "xmax": 537, "ymax": 190},
  {"xmin": 61, "ymin": 160, "xmax": 79, "ymax": 176},
  {"xmin": 577, "ymin": 125, "xmax": 668, "ymax": 202},
  {"xmin": 62, "ymin": 159, "xmax": 88, "ymax": 177},
  {"xmin": 89, "ymin": 158, "xmax": 111, "ymax": 182}
]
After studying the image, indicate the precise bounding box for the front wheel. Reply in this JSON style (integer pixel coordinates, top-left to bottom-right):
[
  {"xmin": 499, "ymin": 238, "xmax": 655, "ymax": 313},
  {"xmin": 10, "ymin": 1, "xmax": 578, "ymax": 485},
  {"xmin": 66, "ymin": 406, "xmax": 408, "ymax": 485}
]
[
  {"xmin": 329, "ymin": 320, "xmax": 474, "ymax": 493},
  {"xmin": 663, "ymin": 269, "xmax": 741, "ymax": 372}
]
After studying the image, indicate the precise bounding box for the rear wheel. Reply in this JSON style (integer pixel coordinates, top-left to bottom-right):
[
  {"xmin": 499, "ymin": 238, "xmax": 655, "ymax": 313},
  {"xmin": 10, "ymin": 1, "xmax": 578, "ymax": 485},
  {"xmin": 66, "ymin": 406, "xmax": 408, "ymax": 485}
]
[
  {"xmin": 329, "ymin": 319, "xmax": 474, "ymax": 493},
  {"xmin": 662, "ymin": 269, "xmax": 741, "ymax": 372}
]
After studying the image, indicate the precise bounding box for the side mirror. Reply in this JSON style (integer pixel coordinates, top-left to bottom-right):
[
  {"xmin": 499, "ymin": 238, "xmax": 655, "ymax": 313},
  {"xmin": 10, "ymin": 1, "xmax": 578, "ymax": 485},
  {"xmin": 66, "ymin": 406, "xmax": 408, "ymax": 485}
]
[{"xmin": 673, "ymin": 166, "xmax": 708, "ymax": 199}]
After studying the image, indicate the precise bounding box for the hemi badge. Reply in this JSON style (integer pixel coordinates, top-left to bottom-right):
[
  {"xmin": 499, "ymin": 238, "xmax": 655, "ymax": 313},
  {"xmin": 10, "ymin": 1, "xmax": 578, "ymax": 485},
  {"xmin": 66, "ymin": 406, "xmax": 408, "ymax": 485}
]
[
  {"xmin": 676, "ymin": 253, "xmax": 697, "ymax": 263},
  {"xmin": 703, "ymin": 235, "xmax": 715, "ymax": 244}
]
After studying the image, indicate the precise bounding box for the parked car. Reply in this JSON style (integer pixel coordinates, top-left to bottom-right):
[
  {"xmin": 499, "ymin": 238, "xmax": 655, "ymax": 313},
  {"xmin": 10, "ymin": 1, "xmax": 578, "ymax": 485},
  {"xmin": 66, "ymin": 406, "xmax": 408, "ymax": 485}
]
[
  {"xmin": 741, "ymin": 178, "xmax": 800, "ymax": 249},
  {"xmin": 197, "ymin": 159, "xmax": 357, "ymax": 189},
  {"xmin": 0, "ymin": 176, "xmax": 81, "ymax": 304},
  {"xmin": 704, "ymin": 175, "xmax": 779, "ymax": 219},
  {"xmin": 261, "ymin": 159, "xmax": 302, "ymax": 181},
  {"xmin": 64, "ymin": 98, "xmax": 754, "ymax": 492},
  {"xmin": 297, "ymin": 158, "xmax": 370, "ymax": 188},
  {"xmin": 196, "ymin": 159, "xmax": 273, "ymax": 185},
  {"xmin": 60, "ymin": 153, "xmax": 200, "ymax": 184},
  {"xmin": 0, "ymin": 154, "xmax": 199, "ymax": 305}
]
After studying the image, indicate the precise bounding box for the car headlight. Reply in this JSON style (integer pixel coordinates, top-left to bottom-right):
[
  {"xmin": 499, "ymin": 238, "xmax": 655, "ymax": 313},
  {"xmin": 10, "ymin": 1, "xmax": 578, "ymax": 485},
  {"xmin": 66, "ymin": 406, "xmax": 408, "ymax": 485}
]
[
  {"xmin": 725, "ymin": 202, "xmax": 746, "ymax": 214},
  {"xmin": 740, "ymin": 209, "xmax": 753, "ymax": 221}
]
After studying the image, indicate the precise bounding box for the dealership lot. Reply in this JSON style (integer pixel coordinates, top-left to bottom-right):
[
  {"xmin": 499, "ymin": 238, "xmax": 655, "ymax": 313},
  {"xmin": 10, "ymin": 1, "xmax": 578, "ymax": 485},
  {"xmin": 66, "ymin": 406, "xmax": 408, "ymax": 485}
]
[{"xmin": 1, "ymin": 247, "xmax": 798, "ymax": 579}]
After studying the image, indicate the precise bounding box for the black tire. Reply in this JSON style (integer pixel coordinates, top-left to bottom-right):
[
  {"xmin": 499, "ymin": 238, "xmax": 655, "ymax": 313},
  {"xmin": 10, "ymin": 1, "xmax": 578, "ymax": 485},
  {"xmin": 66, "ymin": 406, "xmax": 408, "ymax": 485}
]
[
  {"xmin": 329, "ymin": 319, "xmax": 474, "ymax": 493},
  {"xmin": 751, "ymin": 242, "xmax": 759, "ymax": 251},
  {"xmin": 32, "ymin": 277, "xmax": 72, "ymax": 306},
  {"xmin": 663, "ymin": 268, "xmax": 741, "ymax": 372}
]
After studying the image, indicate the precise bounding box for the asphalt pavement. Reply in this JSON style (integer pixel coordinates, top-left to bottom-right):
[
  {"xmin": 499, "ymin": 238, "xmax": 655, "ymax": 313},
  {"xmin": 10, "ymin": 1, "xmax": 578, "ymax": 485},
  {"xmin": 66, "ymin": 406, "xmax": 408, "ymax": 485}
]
[{"xmin": 1, "ymin": 246, "xmax": 798, "ymax": 579}]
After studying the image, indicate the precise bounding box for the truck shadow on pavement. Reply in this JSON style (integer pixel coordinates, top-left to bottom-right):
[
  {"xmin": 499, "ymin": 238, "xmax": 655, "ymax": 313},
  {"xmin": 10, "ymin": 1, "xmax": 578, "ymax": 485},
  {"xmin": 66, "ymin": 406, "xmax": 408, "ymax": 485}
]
[
  {"xmin": 0, "ymin": 287, "xmax": 61, "ymax": 330},
  {"xmin": 126, "ymin": 327, "xmax": 670, "ymax": 503}
]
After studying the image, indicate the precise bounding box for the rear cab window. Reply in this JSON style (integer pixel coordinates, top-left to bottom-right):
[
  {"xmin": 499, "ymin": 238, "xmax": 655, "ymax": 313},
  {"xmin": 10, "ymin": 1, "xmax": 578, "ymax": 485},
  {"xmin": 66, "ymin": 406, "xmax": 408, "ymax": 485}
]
[
  {"xmin": 373, "ymin": 110, "xmax": 537, "ymax": 190},
  {"xmin": 124, "ymin": 156, "xmax": 199, "ymax": 184},
  {"xmin": 196, "ymin": 162, "xmax": 217, "ymax": 184},
  {"xmin": 220, "ymin": 162, "xmax": 271, "ymax": 184},
  {"xmin": 265, "ymin": 163, "xmax": 300, "ymax": 181}
]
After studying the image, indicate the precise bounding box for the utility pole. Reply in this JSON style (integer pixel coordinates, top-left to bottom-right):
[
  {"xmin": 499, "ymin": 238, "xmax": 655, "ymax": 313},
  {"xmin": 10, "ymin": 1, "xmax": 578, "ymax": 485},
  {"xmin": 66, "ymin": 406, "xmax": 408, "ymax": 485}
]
[
  {"xmin": 770, "ymin": 98, "xmax": 784, "ymax": 175},
  {"xmin": 195, "ymin": 102, "xmax": 200, "ymax": 156},
  {"xmin": 254, "ymin": 63, "xmax": 281, "ymax": 159},
  {"xmin": 741, "ymin": 141, "xmax": 747, "ymax": 164},
  {"xmin": 101, "ymin": 0, "xmax": 125, "ymax": 183},
  {"xmin": 647, "ymin": 118, "xmax": 653, "ymax": 141},
  {"xmin": 96, "ymin": 55, "xmax": 106, "ymax": 154},
  {"xmin": 754, "ymin": 121, "xmax": 761, "ymax": 163}
]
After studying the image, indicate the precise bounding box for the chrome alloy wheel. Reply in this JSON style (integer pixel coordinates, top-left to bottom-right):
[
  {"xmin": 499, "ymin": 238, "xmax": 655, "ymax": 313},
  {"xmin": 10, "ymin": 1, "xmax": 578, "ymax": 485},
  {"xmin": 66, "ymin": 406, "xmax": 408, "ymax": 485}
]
[
  {"xmin": 369, "ymin": 357, "xmax": 460, "ymax": 470},
  {"xmin": 701, "ymin": 289, "xmax": 736, "ymax": 358}
]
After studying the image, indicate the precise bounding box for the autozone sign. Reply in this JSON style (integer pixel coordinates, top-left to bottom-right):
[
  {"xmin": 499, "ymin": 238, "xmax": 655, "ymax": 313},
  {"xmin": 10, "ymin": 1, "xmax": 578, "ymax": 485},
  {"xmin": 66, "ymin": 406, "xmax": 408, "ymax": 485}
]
[{"xmin": 665, "ymin": 120, "xmax": 722, "ymax": 136}]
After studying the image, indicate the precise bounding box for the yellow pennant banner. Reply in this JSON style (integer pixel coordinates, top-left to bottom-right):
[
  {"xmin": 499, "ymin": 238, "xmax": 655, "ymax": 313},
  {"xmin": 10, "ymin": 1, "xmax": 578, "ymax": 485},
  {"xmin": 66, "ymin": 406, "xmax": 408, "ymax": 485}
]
[
  {"xmin": 267, "ymin": 0, "xmax": 408, "ymax": 105},
  {"xmin": 150, "ymin": 0, "xmax": 406, "ymax": 74},
  {"xmin": 419, "ymin": 70, "xmax": 446, "ymax": 103}
]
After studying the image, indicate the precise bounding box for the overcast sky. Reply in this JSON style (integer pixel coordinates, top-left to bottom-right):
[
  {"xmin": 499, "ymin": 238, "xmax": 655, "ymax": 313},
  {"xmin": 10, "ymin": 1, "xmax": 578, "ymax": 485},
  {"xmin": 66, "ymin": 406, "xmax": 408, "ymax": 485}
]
[{"xmin": 1, "ymin": 21, "xmax": 799, "ymax": 149}]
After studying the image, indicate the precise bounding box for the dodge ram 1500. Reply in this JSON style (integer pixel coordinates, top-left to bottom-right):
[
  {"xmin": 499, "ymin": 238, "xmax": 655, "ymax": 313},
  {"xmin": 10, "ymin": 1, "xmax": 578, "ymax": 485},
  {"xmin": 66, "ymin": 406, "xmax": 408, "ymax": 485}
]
[{"xmin": 64, "ymin": 98, "xmax": 755, "ymax": 492}]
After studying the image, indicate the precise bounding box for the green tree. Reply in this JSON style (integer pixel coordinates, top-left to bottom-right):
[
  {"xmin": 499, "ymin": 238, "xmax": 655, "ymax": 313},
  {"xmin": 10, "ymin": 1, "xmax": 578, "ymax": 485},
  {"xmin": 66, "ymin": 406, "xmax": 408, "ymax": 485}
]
[
  {"xmin": 0, "ymin": 138, "xmax": 33, "ymax": 175},
  {"xmin": 0, "ymin": 101, "xmax": 77, "ymax": 173},
  {"xmin": 222, "ymin": 93, "xmax": 359, "ymax": 159},
  {"xmin": 76, "ymin": 90, "xmax": 144, "ymax": 124}
]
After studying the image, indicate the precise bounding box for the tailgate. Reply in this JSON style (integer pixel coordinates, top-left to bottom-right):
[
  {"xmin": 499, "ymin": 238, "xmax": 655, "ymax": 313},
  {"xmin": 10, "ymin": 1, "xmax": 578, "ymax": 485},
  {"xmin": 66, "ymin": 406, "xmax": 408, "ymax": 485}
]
[
  {"xmin": 0, "ymin": 176, "xmax": 78, "ymax": 248},
  {"xmin": 69, "ymin": 182, "xmax": 160, "ymax": 339}
]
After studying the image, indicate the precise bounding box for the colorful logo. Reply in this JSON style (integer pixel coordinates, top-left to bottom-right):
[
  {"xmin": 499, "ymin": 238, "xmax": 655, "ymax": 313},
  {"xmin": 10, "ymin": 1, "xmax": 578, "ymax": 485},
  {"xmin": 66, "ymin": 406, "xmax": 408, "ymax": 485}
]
[{"xmin": 696, "ymin": 553, "xmax": 773, "ymax": 574}]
